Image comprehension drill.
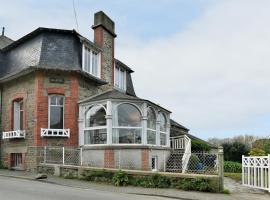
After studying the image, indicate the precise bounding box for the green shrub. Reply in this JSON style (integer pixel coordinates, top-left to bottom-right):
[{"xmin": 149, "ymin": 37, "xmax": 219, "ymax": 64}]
[
  {"xmin": 175, "ymin": 178, "xmax": 213, "ymax": 192},
  {"xmin": 222, "ymin": 142, "xmax": 249, "ymax": 162},
  {"xmin": 223, "ymin": 189, "xmax": 230, "ymax": 194},
  {"xmin": 81, "ymin": 170, "xmax": 114, "ymax": 182},
  {"xmin": 249, "ymin": 148, "xmax": 266, "ymax": 156},
  {"xmin": 192, "ymin": 140, "xmax": 211, "ymax": 152},
  {"xmin": 112, "ymin": 170, "xmax": 129, "ymax": 186},
  {"xmin": 252, "ymin": 139, "xmax": 270, "ymax": 154},
  {"xmin": 224, "ymin": 161, "xmax": 242, "ymax": 173}
]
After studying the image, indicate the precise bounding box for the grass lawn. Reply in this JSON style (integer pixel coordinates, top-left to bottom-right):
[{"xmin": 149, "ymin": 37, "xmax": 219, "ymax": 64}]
[{"xmin": 224, "ymin": 173, "xmax": 242, "ymax": 181}]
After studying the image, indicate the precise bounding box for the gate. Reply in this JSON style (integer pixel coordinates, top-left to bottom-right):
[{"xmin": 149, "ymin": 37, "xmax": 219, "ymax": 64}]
[{"xmin": 242, "ymin": 155, "xmax": 270, "ymax": 192}]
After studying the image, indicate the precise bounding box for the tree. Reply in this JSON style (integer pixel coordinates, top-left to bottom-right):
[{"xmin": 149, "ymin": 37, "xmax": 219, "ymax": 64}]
[{"xmin": 222, "ymin": 141, "xmax": 249, "ymax": 162}]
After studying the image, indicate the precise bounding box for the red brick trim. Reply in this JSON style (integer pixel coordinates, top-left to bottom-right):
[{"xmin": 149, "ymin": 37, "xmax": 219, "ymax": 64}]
[
  {"xmin": 10, "ymin": 93, "xmax": 27, "ymax": 131},
  {"xmin": 141, "ymin": 149, "xmax": 150, "ymax": 171},
  {"xmin": 94, "ymin": 26, "xmax": 105, "ymax": 80},
  {"xmin": 47, "ymin": 87, "xmax": 65, "ymax": 95},
  {"xmin": 104, "ymin": 149, "xmax": 115, "ymax": 168}
]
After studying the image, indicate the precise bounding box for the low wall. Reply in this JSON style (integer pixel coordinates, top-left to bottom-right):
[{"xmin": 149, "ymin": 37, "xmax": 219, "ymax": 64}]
[{"xmin": 38, "ymin": 163, "xmax": 223, "ymax": 192}]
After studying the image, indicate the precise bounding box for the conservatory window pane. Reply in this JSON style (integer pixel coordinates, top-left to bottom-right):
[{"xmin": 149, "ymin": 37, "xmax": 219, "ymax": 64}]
[
  {"xmin": 85, "ymin": 105, "xmax": 106, "ymax": 127},
  {"xmin": 112, "ymin": 128, "xmax": 142, "ymax": 144},
  {"xmin": 160, "ymin": 133, "xmax": 167, "ymax": 146},
  {"xmin": 117, "ymin": 104, "xmax": 141, "ymax": 127},
  {"xmin": 160, "ymin": 113, "xmax": 167, "ymax": 132},
  {"xmin": 147, "ymin": 108, "xmax": 156, "ymax": 129},
  {"xmin": 84, "ymin": 129, "xmax": 107, "ymax": 144},
  {"xmin": 147, "ymin": 130, "xmax": 156, "ymax": 145}
]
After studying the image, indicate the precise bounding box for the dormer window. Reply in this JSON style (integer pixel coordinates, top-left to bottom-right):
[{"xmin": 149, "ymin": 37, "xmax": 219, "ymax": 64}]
[
  {"xmin": 82, "ymin": 44, "xmax": 101, "ymax": 78},
  {"xmin": 114, "ymin": 66, "xmax": 126, "ymax": 91}
]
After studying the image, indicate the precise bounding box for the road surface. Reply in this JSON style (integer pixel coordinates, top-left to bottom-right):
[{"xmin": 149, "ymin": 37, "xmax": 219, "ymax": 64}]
[{"xmin": 0, "ymin": 176, "xmax": 169, "ymax": 200}]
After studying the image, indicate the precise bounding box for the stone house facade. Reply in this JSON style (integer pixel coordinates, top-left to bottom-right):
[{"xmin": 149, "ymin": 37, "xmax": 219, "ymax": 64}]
[{"xmin": 0, "ymin": 11, "xmax": 190, "ymax": 171}]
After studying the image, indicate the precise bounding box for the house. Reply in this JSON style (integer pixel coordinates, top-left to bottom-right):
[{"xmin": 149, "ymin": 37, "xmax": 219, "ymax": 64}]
[{"xmin": 0, "ymin": 11, "xmax": 193, "ymax": 171}]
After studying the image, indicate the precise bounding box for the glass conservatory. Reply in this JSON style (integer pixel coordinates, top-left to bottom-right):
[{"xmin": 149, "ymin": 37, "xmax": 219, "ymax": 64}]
[{"xmin": 78, "ymin": 99, "xmax": 170, "ymax": 147}]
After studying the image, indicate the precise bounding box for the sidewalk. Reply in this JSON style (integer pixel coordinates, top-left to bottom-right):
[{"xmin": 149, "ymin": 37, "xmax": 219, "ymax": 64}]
[{"xmin": 0, "ymin": 169, "xmax": 269, "ymax": 200}]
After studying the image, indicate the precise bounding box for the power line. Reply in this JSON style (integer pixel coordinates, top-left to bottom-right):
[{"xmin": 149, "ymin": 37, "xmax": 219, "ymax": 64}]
[{"xmin": 72, "ymin": 0, "xmax": 79, "ymax": 31}]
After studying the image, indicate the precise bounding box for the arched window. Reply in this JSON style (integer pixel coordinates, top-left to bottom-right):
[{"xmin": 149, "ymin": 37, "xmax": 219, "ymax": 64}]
[
  {"xmin": 84, "ymin": 105, "xmax": 107, "ymax": 144},
  {"xmin": 147, "ymin": 107, "xmax": 156, "ymax": 145},
  {"xmin": 113, "ymin": 103, "xmax": 142, "ymax": 144},
  {"xmin": 159, "ymin": 113, "xmax": 167, "ymax": 146}
]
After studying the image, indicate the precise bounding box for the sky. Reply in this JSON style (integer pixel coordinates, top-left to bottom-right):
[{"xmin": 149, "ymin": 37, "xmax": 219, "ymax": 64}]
[{"xmin": 1, "ymin": 0, "xmax": 270, "ymax": 140}]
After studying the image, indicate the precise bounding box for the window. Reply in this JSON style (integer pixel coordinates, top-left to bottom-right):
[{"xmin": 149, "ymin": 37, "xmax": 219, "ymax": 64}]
[
  {"xmin": 84, "ymin": 105, "xmax": 107, "ymax": 144},
  {"xmin": 83, "ymin": 45, "xmax": 100, "ymax": 78},
  {"xmin": 13, "ymin": 100, "xmax": 24, "ymax": 130},
  {"xmin": 114, "ymin": 66, "xmax": 126, "ymax": 91},
  {"xmin": 151, "ymin": 156, "xmax": 158, "ymax": 171},
  {"xmin": 49, "ymin": 96, "xmax": 64, "ymax": 129},
  {"xmin": 112, "ymin": 103, "xmax": 142, "ymax": 144},
  {"xmin": 147, "ymin": 107, "xmax": 156, "ymax": 145},
  {"xmin": 11, "ymin": 153, "xmax": 22, "ymax": 168},
  {"xmin": 159, "ymin": 113, "xmax": 167, "ymax": 146}
]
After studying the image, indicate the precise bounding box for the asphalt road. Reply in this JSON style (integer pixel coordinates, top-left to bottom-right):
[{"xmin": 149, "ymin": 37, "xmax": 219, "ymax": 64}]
[{"xmin": 0, "ymin": 176, "xmax": 169, "ymax": 200}]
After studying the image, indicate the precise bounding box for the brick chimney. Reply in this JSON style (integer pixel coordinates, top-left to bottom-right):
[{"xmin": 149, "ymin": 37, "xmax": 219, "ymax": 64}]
[{"xmin": 92, "ymin": 11, "xmax": 116, "ymax": 86}]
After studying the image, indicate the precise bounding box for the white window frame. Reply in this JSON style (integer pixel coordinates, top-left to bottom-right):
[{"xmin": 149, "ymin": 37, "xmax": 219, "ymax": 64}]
[
  {"xmin": 114, "ymin": 66, "xmax": 126, "ymax": 91},
  {"xmin": 48, "ymin": 95, "xmax": 65, "ymax": 129},
  {"xmin": 159, "ymin": 113, "xmax": 168, "ymax": 147},
  {"xmin": 112, "ymin": 103, "xmax": 142, "ymax": 144},
  {"xmin": 13, "ymin": 100, "xmax": 24, "ymax": 131},
  {"xmin": 82, "ymin": 44, "xmax": 101, "ymax": 78},
  {"xmin": 146, "ymin": 107, "xmax": 157, "ymax": 145},
  {"xmin": 83, "ymin": 104, "xmax": 107, "ymax": 145},
  {"xmin": 151, "ymin": 156, "xmax": 158, "ymax": 171}
]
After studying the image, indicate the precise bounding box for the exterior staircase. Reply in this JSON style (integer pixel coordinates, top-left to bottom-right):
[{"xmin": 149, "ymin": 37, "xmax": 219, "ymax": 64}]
[
  {"xmin": 167, "ymin": 135, "xmax": 191, "ymax": 173},
  {"xmin": 166, "ymin": 149, "xmax": 184, "ymax": 172}
]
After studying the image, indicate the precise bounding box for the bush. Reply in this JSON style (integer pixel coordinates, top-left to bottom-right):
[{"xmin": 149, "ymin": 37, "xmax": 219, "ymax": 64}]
[
  {"xmin": 224, "ymin": 161, "xmax": 242, "ymax": 173},
  {"xmin": 192, "ymin": 140, "xmax": 211, "ymax": 152},
  {"xmin": 175, "ymin": 178, "xmax": 213, "ymax": 192},
  {"xmin": 249, "ymin": 148, "xmax": 266, "ymax": 156},
  {"xmin": 112, "ymin": 170, "xmax": 129, "ymax": 186},
  {"xmin": 81, "ymin": 170, "xmax": 114, "ymax": 182}
]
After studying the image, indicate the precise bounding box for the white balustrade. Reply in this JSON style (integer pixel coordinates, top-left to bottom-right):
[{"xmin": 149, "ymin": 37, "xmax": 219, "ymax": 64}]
[
  {"xmin": 2, "ymin": 130, "xmax": 26, "ymax": 139},
  {"xmin": 41, "ymin": 128, "xmax": 70, "ymax": 137}
]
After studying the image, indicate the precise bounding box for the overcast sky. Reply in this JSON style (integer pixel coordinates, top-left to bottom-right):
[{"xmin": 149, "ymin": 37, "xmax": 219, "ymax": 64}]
[{"xmin": 1, "ymin": 0, "xmax": 270, "ymax": 140}]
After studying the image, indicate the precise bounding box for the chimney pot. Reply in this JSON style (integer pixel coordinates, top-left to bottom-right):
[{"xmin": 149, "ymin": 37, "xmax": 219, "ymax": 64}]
[{"xmin": 2, "ymin": 27, "xmax": 4, "ymax": 36}]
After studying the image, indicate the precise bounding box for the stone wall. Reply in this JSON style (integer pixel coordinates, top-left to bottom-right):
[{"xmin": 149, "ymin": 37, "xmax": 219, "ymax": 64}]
[
  {"xmin": 1, "ymin": 73, "xmax": 36, "ymax": 169},
  {"xmin": 38, "ymin": 163, "xmax": 224, "ymax": 192},
  {"xmin": 82, "ymin": 146, "xmax": 171, "ymax": 171}
]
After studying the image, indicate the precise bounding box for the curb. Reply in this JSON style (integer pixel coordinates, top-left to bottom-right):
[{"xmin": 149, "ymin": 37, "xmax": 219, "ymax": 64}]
[{"xmin": 0, "ymin": 173, "xmax": 35, "ymax": 181}]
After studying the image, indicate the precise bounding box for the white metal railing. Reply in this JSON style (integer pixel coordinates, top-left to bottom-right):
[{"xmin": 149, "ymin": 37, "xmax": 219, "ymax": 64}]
[
  {"xmin": 170, "ymin": 135, "xmax": 186, "ymax": 149},
  {"xmin": 41, "ymin": 128, "xmax": 70, "ymax": 137},
  {"xmin": 2, "ymin": 130, "xmax": 26, "ymax": 139},
  {"xmin": 242, "ymin": 155, "xmax": 270, "ymax": 192},
  {"xmin": 170, "ymin": 135, "xmax": 192, "ymax": 173},
  {"xmin": 182, "ymin": 135, "xmax": 191, "ymax": 173}
]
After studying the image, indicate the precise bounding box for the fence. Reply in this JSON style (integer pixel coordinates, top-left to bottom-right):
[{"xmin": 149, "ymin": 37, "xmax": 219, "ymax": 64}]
[
  {"xmin": 43, "ymin": 147, "xmax": 81, "ymax": 166},
  {"xmin": 166, "ymin": 151, "xmax": 219, "ymax": 175},
  {"xmin": 42, "ymin": 146, "xmax": 220, "ymax": 175},
  {"xmin": 242, "ymin": 155, "xmax": 270, "ymax": 192}
]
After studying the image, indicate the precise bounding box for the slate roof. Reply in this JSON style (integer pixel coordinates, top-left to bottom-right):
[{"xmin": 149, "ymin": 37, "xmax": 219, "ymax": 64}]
[
  {"xmin": 0, "ymin": 27, "xmax": 105, "ymax": 85},
  {"xmin": 170, "ymin": 119, "xmax": 189, "ymax": 131},
  {"xmin": 79, "ymin": 89, "xmax": 171, "ymax": 113},
  {"xmin": 0, "ymin": 35, "xmax": 13, "ymax": 49},
  {"xmin": 115, "ymin": 59, "xmax": 134, "ymax": 73}
]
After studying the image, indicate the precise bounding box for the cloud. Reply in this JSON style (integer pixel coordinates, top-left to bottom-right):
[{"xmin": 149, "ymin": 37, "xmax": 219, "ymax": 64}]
[
  {"xmin": 116, "ymin": 0, "xmax": 270, "ymax": 139},
  {"xmin": 1, "ymin": 0, "xmax": 270, "ymax": 139}
]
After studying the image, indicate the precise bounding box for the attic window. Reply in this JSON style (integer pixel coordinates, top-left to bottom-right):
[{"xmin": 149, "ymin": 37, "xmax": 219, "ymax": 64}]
[
  {"xmin": 114, "ymin": 66, "xmax": 126, "ymax": 91},
  {"xmin": 82, "ymin": 44, "xmax": 101, "ymax": 78}
]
